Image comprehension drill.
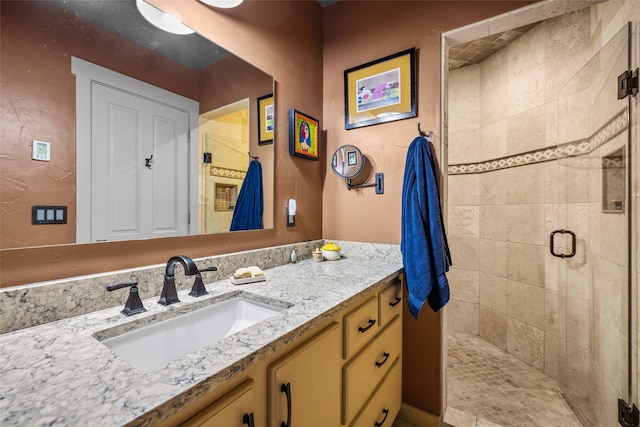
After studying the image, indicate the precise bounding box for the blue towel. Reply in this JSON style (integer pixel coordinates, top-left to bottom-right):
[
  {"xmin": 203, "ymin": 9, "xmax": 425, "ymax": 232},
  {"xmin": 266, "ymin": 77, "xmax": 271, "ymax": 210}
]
[
  {"xmin": 230, "ymin": 160, "xmax": 264, "ymax": 231},
  {"xmin": 401, "ymin": 136, "xmax": 452, "ymax": 318}
]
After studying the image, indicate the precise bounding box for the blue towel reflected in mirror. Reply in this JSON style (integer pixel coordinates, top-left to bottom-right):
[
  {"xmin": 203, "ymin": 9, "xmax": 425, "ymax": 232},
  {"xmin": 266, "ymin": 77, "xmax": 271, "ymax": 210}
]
[{"xmin": 230, "ymin": 160, "xmax": 264, "ymax": 231}]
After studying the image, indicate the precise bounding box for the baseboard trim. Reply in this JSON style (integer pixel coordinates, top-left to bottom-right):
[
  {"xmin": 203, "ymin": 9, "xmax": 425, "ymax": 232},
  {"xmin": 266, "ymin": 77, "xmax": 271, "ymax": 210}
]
[{"xmin": 397, "ymin": 402, "xmax": 440, "ymax": 427}]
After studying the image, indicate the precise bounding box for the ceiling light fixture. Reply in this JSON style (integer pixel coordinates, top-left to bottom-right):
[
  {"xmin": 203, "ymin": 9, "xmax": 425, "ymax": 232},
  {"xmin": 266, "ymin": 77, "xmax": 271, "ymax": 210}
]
[
  {"xmin": 198, "ymin": 0, "xmax": 244, "ymax": 8},
  {"xmin": 136, "ymin": 0, "xmax": 195, "ymax": 35}
]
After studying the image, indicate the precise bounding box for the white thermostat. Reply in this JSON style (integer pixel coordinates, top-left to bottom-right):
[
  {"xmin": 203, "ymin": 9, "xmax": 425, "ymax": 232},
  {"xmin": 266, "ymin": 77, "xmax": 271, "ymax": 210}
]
[{"xmin": 32, "ymin": 140, "xmax": 51, "ymax": 161}]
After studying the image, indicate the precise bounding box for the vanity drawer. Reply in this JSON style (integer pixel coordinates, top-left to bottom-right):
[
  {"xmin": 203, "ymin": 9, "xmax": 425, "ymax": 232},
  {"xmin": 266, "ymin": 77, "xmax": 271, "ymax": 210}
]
[
  {"xmin": 343, "ymin": 297, "xmax": 379, "ymax": 359},
  {"xmin": 348, "ymin": 357, "xmax": 402, "ymax": 427},
  {"xmin": 182, "ymin": 379, "xmax": 255, "ymax": 427},
  {"xmin": 378, "ymin": 278, "xmax": 403, "ymax": 328},
  {"xmin": 342, "ymin": 316, "xmax": 402, "ymax": 425}
]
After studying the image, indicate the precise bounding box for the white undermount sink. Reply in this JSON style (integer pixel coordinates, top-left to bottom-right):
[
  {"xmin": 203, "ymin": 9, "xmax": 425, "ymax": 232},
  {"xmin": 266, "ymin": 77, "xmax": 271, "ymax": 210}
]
[{"xmin": 97, "ymin": 293, "xmax": 287, "ymax": 373}]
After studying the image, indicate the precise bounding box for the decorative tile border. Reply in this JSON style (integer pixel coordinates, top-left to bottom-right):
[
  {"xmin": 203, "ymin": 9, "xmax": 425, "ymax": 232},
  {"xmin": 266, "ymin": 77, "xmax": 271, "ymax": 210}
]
[
  {"xmin": 210, "ymin": 166, "xmax": 246, "ymax": 179},
  {"xmin": 448, "ymin": 110, "xmax": 628, "ymax": 175}
]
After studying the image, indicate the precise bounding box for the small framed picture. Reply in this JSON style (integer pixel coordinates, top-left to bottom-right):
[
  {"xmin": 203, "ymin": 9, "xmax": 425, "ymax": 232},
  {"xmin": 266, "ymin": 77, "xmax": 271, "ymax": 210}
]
[
  {"xmin": 289, "ymin": 109, "xmax": 320, "ymax": 161},
  {"xmin": 257, "ymin": 94, "xmax": 274, "ymax": 145},
  {"xmin": 344, "ymin": 48, "xmax": 416, "ymax": 130},
  {"xmin": 347, "ymin": 150, "xmax": 357, "ymax": 166}
]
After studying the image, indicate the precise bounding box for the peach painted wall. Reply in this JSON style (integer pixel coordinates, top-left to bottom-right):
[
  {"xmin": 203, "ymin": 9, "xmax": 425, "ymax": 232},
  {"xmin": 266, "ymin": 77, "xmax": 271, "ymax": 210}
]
[
  {"xmin": 1, "ymin": 0, "xmax": 324, "ymax": 286},
  {"xmin": 322, "ymin": 0, "xmax": 536, "ymax": 415}
]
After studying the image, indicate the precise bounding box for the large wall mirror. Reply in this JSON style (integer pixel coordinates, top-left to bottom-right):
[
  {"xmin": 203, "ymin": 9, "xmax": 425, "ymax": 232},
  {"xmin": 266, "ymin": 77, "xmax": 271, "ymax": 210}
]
[{"xmin": 1, "ymin": 0, "xmax": 274, "ymax": 250}]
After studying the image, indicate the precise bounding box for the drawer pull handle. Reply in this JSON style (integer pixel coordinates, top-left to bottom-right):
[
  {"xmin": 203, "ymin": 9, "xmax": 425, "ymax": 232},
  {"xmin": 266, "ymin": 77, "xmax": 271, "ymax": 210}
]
[
  {"xmin": 358, "ymin": 319, "xmax": 376, "ymax": 333},
  {"xmin": 243, "ymin": 412, "xmax": 255, "ymax": 427},
  {"xmin": 389, "ymin": 296, "xmax": 402, "ymax": 307},
  {"xmin": 374, "ymin": 408, "xmax": 390, "ymax": 426},
  {"xmin": 281, "ymin": 382, "xmax": 292, "ymax": 427},
  {"xmin": 375, "ymin": 352, "xmax": 390, "ymax": 368}
]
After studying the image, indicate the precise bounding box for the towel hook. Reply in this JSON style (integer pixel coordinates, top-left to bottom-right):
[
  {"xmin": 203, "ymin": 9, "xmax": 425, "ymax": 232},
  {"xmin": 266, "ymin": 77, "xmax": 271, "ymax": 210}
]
[
  {"xmin": 417, "ymin": 123, "xmax": 434, "ymax": 142},
  {"xmin": 248, "ymin": 152, "xmax": 259, "ymax": 161},
  {"xmin": 418, "ymin": 123, "xmax": 427, "ymax": 137}
]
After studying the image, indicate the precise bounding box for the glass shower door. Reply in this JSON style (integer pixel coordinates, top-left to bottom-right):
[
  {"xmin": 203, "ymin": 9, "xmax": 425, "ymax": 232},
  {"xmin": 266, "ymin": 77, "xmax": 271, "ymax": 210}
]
[{"xmin": 555, "ymin": 23, "xmax": 633, "ymax": 426}]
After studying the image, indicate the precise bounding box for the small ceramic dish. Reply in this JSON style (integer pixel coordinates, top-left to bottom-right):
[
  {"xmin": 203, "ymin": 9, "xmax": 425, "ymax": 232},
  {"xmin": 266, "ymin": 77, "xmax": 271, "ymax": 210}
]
[{"xmin": 321, "ymin": 241, "xmax": 341, "ymax": 261}]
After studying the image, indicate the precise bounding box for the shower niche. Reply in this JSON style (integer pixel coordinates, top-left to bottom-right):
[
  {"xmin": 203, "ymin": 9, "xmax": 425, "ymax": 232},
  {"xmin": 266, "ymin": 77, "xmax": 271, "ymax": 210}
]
[{"xmin": 602, "ymin": 147, "xmax": 625, "ymax": 213}]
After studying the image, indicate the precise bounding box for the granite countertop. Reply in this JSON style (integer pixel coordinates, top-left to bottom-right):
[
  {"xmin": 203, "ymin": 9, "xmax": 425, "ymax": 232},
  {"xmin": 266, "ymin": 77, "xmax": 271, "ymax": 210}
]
[{"xmin": 0, "ymin": 256, "xmax": 403, "ymax": 427}]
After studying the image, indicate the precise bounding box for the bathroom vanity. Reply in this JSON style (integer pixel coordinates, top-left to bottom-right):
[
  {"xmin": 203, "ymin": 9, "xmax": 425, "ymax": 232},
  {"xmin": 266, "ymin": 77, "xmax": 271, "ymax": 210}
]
[{"xmin": 0, "ymin": 242, "xmax": 404, "ymax": 427}]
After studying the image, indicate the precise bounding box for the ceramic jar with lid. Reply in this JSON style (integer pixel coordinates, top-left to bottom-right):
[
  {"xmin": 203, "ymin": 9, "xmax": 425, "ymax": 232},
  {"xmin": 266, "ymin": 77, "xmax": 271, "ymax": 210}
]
[{"xmin": 321, "ymin": 241, "xmax": 341, "ymax": 261}]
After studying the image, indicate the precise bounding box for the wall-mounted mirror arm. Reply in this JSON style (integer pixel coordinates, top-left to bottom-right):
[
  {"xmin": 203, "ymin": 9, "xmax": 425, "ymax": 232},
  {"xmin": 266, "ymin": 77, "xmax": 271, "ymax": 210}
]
[{"xmin": 346, "ymin": 173, "xmax": 384, "ymax": 194}]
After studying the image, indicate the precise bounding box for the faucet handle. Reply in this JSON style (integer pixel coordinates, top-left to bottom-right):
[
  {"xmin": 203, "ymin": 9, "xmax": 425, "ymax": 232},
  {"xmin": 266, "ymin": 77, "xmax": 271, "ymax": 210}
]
[
  {"xmin": 106, "ymin": 281, "xmax": 147, "ymax": 316},
  {"xmin": 188, "ymin": 266, "xmax": 218, "ymax": 297}
]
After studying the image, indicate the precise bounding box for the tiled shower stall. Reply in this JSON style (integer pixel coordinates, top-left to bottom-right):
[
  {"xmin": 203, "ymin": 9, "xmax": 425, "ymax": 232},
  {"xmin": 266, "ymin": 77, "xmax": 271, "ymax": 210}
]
[{"xmin": 445, "ymin": 2, "xmax": 638, "ymax": 425}]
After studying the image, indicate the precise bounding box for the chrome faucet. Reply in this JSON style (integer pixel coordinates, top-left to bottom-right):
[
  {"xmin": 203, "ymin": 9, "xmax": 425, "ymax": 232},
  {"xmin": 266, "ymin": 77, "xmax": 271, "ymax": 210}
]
[{"xmin": 159, "ymin": 255, "xmax": 199, "ymax": 306}]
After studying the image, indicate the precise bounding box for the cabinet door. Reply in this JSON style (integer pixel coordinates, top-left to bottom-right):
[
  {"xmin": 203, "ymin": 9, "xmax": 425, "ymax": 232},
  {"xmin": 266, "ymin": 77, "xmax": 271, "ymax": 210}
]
[
  {"xmin": 378, "ymin": 277, "xmax": 403, "ymax": 328},
  {"xmin": 182, "ymin": 379, "xmax": 256, "ymax": 427},
  {"xmin": 268, "ymin": 322, "xmax": 341, "ymax": 427}
]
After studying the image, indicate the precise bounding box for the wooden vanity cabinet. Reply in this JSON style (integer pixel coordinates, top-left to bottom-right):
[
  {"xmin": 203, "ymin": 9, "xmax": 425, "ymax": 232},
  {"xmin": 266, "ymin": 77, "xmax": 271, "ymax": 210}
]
[
  {"xmin": 343, "ymin": 317, "xmax": 401, "ymax": 425},
  {"xmin": 342, "ymin": 276, "xmax": 404, "ymax": 426},
  {"xmin": 268, "ymin": 322, "xmax": 341, "ymax": 427},
  {"xmin": 153, "ymin": 273, "xmax": 404, "ymax": 427},
  {"xmin": 181, "ymin": 379, "xmax": 256, "ymax": 427}
]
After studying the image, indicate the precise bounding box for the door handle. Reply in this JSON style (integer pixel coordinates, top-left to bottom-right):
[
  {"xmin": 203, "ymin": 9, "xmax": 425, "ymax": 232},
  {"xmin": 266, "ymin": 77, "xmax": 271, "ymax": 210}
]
[
  {"xmin": 358, "ymin": 319, "xmax": 376, "ymax": 333},
  {"xmin": 374, "ymin": 408, "xmax": 390, "ymax": 426},
  {"xmin": 375, "ymin": 352, "xmax": 390, "ymax": 368},
  {"xmin": 281, "ymin": 382, "xmax": 291, "ymax": 427},
  {"xmin": 243, "ymin": 412, "xmax": 255, "ymax": 427},
  {"xmin": 550, "ymin": 229, "xmax": 576, "ymax": 258}
]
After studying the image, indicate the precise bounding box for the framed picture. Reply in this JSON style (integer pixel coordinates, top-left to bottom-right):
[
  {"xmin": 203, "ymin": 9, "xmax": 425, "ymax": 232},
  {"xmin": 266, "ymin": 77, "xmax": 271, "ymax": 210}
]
[
  {"xmin": 344, "ymin": 48, "xmax": 416, "ymax": 130},
  {"xmin": 347, "ymin": 150, "xmax": 357, "ymax": 166},
  {"xmin": 257, "ymin": 94, "xmax": 274, "ymax": 145},
  {"xmin": 289, "ymin": 109, "xmax": 320, "ymax": 161}
]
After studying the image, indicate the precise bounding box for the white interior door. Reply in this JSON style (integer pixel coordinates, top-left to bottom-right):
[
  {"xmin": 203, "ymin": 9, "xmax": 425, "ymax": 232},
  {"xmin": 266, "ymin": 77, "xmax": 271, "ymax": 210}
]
[{"xmin": 91, "ymin": 83, "xmax": 189, "ymax": 242}]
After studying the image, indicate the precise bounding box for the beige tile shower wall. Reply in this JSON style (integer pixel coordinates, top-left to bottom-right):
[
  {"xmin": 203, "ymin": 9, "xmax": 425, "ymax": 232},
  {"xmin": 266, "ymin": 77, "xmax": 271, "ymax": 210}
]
[
  {"xmin": 448, "ymin": 9, "xmax": 600, "ymax": 381},
  {"xmin": 448, "ymin": 2, "xmax": 639, "ymax": 421},
  {"xmin": 448, "ymin": 65, "xmax": 482, "ymax": 336}
]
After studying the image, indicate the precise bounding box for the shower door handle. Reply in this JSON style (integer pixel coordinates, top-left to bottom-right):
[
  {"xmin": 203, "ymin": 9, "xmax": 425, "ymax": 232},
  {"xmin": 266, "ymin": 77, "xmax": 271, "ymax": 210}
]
[{"xmin": 550, "ymin": 229, "xmax": 576, "ymax": 258}]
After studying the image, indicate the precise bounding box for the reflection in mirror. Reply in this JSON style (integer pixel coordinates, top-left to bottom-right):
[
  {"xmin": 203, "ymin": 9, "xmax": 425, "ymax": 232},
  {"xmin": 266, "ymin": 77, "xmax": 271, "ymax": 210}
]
[
  {"xmin": 0, "ymin": 0, "xmax": 274, "ymax": 249},
  {"xmin": 331, "ymin": 145, "xmax": 365, "ymax": 179}
]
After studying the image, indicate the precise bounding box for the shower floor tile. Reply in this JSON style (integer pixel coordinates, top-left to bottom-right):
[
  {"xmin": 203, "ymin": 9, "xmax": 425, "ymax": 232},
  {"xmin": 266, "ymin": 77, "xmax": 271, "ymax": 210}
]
[{"xmin": 446, "ymin": 333, "xmax": 582, "ymax": 427}]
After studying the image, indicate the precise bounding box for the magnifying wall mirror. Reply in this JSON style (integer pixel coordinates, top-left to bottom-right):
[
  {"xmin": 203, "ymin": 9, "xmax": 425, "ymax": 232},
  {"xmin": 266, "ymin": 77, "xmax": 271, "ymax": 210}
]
[
  {"xmin": 331, "ymin": 145, "xmax": 365, "ymax": 179},
  {"xmin": 331, "ymin": 144, "xmax": 384, "ymax": 194}
]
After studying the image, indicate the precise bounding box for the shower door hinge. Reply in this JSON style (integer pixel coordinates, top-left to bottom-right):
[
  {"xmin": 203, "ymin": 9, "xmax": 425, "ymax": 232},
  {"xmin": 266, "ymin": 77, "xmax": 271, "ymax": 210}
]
[
  {"xmin": 619, "ymin": 399, "xmax": 639, "ymax": 427},
  {"xmin": 618, "ymin": 68, "xmax": 639, "ymax": 99}
]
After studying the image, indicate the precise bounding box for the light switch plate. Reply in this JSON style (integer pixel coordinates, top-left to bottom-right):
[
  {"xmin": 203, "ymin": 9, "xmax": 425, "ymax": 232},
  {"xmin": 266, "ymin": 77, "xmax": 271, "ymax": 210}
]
[
  {"xmin": 32, "ymin": 140, "xmax": 51, "ymax": 161},
  {"xmin": 32, "ymin": 206, "xmax": 67, "ymax": 224}
]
